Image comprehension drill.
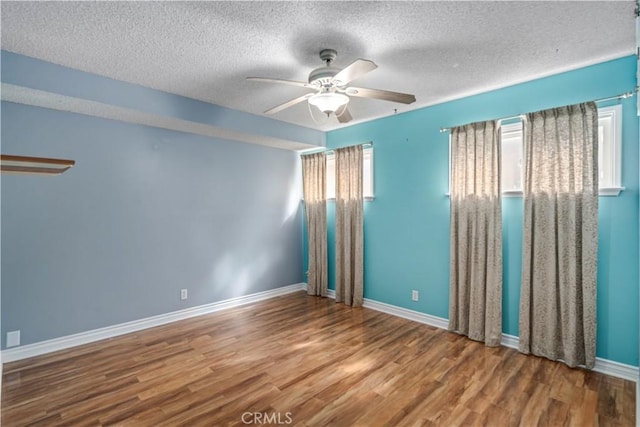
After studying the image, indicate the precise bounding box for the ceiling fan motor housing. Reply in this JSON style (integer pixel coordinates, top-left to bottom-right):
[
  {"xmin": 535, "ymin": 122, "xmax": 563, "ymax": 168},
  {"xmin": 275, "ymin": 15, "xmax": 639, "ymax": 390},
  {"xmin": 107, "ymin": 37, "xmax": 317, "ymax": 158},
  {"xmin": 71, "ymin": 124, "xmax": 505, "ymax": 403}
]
[
  {"xmin": 248, "ymin": 47, "xmax": 415, "ymax": 122},
  {"xmin": 308, "ymin": 66, "xmax": 340, "ymax": 86},
  {"xmin": 308, "ymin": 48, "xmax": 341, "ymax": 87}
]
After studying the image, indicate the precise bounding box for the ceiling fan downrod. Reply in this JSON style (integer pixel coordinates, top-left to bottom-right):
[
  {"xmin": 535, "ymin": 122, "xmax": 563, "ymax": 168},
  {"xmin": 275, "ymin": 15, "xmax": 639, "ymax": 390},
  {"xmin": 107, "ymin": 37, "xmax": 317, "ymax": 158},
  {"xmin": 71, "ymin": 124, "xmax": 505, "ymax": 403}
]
[{"xmin": 319, "ymin": 49, "xmax": 338, "ymax": 67}]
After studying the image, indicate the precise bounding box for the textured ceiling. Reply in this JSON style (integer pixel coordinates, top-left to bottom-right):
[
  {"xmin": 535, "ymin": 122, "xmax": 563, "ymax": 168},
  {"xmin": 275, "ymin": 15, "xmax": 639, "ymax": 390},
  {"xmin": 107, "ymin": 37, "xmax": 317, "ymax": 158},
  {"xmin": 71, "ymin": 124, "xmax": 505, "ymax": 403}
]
[{"xmin": 1, "ymin": 1, "xmax": 636, "ymax": 132}]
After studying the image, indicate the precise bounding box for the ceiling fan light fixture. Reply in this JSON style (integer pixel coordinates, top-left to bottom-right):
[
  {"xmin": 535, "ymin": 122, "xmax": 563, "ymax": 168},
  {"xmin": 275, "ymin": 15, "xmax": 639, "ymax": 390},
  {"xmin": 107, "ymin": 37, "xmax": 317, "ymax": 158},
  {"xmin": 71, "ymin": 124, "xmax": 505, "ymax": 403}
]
[
  {"xmin": 308, "ymin": 92, "xmax": 349, "ymax": 114},
  {"xmin": 249, "ymin": 49, "xmax": 415, "ymax": 123}
]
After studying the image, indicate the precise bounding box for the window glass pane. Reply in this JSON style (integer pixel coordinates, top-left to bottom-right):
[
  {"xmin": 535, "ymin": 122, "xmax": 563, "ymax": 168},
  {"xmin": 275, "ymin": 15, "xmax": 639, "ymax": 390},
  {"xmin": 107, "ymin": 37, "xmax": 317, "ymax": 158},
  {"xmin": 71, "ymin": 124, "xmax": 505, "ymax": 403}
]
[
  {"xmin": 598, "ymin": 123, "xmax": 606, "ymax": 183},
  {"xmin": 326, "ymin": 154, "xmax": 335, "ymax": 199},
  {"xmin": 500, "ymin": 123, "xmax": 523, "ymax": 193},
  {"xmin": 501, "ymin": 135, "xmax": 522, "ymax": 191},
  {"xmin": 363, "ymin": 148, "xmax": 373, "ymax": 198}
]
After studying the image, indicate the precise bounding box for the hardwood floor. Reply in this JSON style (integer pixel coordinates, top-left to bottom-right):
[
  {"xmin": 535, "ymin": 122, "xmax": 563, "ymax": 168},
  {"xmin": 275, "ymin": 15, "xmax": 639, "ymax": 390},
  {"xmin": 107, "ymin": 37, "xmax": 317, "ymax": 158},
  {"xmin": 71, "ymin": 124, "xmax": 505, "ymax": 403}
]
[{"xmin": 1, "ymin": 291, "xmax": 635, "ymax": 426}]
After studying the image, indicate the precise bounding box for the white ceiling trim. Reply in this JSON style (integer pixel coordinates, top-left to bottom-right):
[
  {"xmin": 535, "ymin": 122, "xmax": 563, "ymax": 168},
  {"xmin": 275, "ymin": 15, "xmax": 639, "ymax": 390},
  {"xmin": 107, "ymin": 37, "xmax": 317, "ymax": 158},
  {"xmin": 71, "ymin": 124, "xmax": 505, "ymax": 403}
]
[{"xmin": 0, "ymin": 83, "xmax": 320, "ymax": 152}]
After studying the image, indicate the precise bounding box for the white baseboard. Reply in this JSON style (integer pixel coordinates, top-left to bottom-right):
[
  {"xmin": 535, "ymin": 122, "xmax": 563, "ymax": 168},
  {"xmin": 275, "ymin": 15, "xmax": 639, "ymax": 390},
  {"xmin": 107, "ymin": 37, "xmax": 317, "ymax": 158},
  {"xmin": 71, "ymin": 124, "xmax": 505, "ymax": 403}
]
[
  {"xmin": 592, "ymin": 357, "xmax": 639, "ymax": 382},
  {"xmin": 500, "ymin": 333, "xmax": 637, "ymax": 382},
  {"xmin": 363, "ymin": 298, "xmax": 449, "ymax": 330},
  {"xmin": 324, "ymin": 286, "xmax": 638, "ymax": 383},
  {"xmin": 4, "ymin": 282, "xmax": 637, "ymax": 383},
  {"xmin": 501, "ymin": 333, "xmax": 519, "ymax": 349},
  {"xmin": 326, "ymin": 288, "xmax": 449, "ymax": 330},
  {"xmin": 1, "ymin": 283, "xmax": 306, "ymax": 363}
]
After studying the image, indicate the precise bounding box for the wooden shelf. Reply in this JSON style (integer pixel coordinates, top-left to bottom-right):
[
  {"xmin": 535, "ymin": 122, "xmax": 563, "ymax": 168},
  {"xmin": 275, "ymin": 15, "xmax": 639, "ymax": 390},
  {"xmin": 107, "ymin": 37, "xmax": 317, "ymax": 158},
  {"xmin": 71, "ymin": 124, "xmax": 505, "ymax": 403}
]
[{"xmin": 1, "ymin": 154, "xmax": 75, "ymax": 175}]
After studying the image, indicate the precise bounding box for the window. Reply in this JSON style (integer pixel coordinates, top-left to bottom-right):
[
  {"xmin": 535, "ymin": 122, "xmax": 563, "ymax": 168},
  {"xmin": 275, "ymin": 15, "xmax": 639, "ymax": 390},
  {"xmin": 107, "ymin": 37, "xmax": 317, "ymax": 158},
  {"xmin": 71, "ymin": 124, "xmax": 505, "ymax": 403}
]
[
  {"xmin": 597, "ymin": 105, "xmax": 623, "ymax": 195},
  {"xmin": 449, "ymin": 105, "xmax": 623, "ymax": 197},
  {"xmin": 326, "ymin": 147, "xmax": 374, "ymax": 199},
  {"xmin": 500, "ymin": 122, "xmax": 523, "ymax": 195}
]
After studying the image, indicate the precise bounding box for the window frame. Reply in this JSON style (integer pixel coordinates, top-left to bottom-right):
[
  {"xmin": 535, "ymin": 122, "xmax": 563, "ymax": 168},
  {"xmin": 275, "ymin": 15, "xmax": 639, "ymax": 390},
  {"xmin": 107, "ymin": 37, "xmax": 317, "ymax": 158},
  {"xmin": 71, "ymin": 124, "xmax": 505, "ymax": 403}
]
[
  {"xmin": 499, "ymin": 121, "xmax": 524, "ymax": 198},
  {"xmin": 597, "ymin": 104, "xmax": 623, "ymax": 196},
  {"xmin": 325, "ymin": 146, "xmax": 374, "ymax": 200}
]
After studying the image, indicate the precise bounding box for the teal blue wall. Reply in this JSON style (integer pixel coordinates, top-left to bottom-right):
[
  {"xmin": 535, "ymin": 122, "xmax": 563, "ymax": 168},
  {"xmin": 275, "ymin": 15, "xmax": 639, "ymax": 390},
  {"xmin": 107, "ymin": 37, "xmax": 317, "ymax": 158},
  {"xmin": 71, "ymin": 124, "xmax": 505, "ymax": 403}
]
[{"xmin": 323, "ymin": 56, "xmax": 639, "ymax": 366}]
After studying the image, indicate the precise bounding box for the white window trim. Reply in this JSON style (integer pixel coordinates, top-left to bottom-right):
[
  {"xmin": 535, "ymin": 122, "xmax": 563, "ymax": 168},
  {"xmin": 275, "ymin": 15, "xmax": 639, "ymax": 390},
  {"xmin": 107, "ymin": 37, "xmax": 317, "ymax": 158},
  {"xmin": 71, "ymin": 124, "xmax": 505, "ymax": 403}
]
[{"xmin": 598, "ymin": 104, "xmax": 624, "ymax": 196}]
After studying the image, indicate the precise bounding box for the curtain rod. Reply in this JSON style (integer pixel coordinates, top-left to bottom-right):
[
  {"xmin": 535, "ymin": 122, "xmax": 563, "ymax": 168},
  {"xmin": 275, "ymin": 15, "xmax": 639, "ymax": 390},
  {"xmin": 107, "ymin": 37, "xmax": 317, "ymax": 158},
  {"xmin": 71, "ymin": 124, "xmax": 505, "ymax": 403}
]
[
  {"xmin": 300, "ymin": 141, "xmax": 373, "ymax": 156},
  {"xmin": 439, "ymin": 88, "xmax": 638, "ymax": 133}
]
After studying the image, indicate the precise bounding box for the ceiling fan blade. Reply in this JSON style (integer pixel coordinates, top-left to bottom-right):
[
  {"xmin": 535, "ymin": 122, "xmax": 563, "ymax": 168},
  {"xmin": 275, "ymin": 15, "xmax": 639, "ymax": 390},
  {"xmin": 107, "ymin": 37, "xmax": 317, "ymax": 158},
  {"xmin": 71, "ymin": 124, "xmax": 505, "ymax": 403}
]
[
  {"xmin": 264, "ymin": 93, "xmax": 313, "ymax": 115},
  {"xmin": 337, "ymin": 107, "xmax": 352, "ymax": 123},
  {"xmin": 247, "ymin": 77, "xmax": 314, "ymax": 89},
  {"xmin": 331, "ymin": 59, "xmax": 377, "ymax": 86},
  {"xmin": 345, "ymin": 86, "xmax": 416, "ymax": 104}
]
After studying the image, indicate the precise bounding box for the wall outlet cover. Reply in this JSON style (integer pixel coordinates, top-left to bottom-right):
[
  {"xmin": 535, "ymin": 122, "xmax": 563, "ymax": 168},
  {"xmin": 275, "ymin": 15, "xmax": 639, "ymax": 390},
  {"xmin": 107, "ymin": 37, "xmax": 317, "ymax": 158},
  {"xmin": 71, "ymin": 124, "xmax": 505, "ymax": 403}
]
[
  {"xmin": 180, "ymin": 289, "xmax": 188, "ymax": 300},
  {"xmin": 7, "ymin": 330, "xmax": 20, "ymax": 347}
]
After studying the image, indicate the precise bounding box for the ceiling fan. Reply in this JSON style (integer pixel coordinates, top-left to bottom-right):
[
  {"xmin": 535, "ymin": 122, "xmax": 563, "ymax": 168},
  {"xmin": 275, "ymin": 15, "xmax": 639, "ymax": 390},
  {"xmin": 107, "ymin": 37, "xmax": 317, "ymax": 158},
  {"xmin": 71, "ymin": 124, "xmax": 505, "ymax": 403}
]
[{"xmin": 247, "ymin": 49, "xmax": 416, "ymax": 123}]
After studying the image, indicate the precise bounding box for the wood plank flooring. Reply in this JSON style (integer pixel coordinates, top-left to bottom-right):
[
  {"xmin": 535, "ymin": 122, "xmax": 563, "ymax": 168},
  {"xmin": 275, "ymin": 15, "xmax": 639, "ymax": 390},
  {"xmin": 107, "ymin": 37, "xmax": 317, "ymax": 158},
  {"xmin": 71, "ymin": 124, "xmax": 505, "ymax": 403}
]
[{"xmin": 1, "ymin": 291, "xmax": 635, "ymax": 426}]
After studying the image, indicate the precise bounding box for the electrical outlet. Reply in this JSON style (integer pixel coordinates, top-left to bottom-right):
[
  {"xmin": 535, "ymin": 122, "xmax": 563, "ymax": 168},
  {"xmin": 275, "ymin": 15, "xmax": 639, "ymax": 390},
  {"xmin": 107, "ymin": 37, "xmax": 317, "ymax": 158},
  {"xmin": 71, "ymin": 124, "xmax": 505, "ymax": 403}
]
[
  {"xmin": 7, "ymin": 330, "xmax": 20, "ymax": 347},
  {"xmin": 180, "ymin": 289, "xmax": 188, "ymax": 300},
  {"xmin": 411, "ymin": 290, "xmax": 419, "ymax": 301}
]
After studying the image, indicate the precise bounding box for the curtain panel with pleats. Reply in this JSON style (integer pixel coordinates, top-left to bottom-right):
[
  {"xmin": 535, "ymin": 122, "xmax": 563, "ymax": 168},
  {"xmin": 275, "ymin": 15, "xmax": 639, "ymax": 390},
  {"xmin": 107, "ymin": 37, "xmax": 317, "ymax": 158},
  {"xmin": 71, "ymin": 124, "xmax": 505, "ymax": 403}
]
[
  {"xmin": 519, "ymin": 102, "xmax": 598, "ymax": 368},
  {"xmin": 334, "ymin": 145, "xmax": 364, "ymax": 307},
  {"xmin": 448, "ymin": 121, "xmax": 503, "ymax": 347},
  {"xmin": 301, "ymin": 152, "xmax": 328, "ymax": 297}
]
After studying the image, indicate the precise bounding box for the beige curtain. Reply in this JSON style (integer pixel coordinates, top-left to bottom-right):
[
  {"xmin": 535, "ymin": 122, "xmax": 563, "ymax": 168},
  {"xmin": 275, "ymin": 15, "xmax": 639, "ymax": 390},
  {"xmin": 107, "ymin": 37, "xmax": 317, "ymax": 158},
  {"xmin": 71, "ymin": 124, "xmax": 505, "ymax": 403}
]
[
  {"xmin": 448, "ymin": 121, "xmax": 502, "ymax": 347},
  {"xmin": 334, "ymin": 145, "xmax": 364, "ymax": 307},
  {"xmin": 302, "ymin": 152, "xmax": 328, "ymax": 297},
  {"xmin": 519, "ymin": 102, "xmax": 598, "ymax": 368}
]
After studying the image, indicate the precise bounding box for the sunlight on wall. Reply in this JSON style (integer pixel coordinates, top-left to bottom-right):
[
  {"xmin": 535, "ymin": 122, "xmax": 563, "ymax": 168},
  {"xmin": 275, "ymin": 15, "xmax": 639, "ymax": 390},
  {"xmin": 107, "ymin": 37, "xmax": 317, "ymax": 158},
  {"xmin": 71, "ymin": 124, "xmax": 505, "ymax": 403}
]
[
  {"xmin": 282, "ymin": 155, "xmax": 302, "ymax": 226},
  {"xmin": 209, "ymin": 249, "xmax": 284, "ymax": 298}
]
